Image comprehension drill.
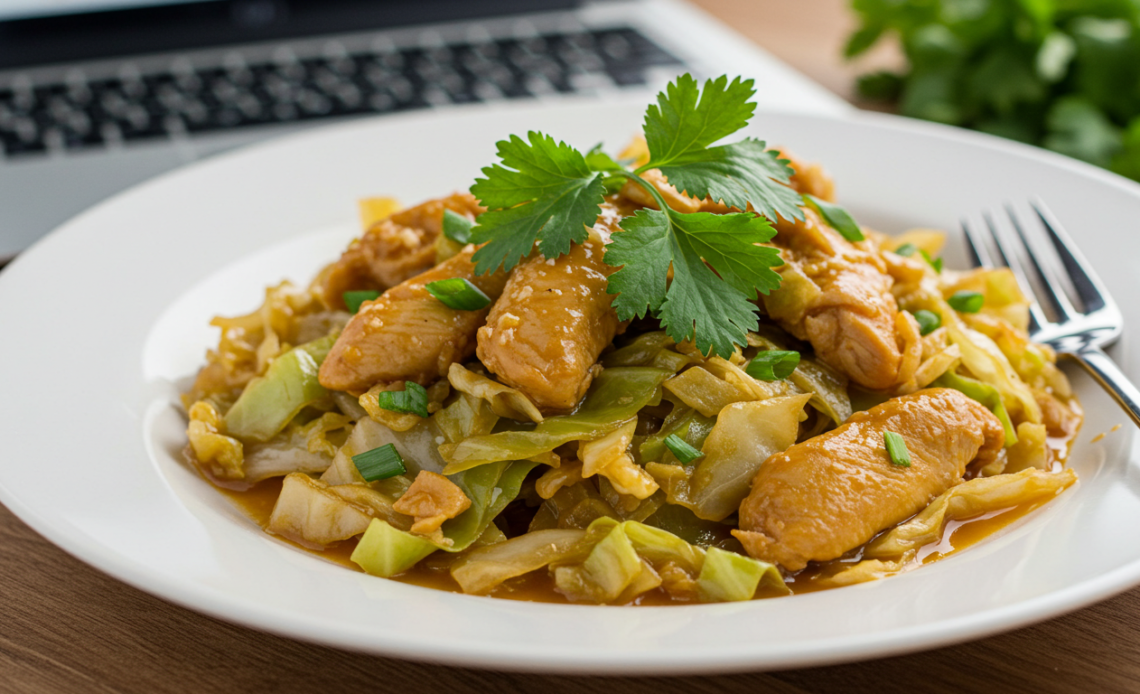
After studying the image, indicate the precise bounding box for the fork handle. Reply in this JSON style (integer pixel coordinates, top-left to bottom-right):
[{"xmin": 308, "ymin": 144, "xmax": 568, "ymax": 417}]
[{"xmin": 1070, "ymin": 346, "xmax": 1140, "ymax": 429}]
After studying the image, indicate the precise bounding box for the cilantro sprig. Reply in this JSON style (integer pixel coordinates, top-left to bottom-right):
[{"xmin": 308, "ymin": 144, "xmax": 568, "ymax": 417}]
[
  {"xmin": 469, "ymin": 133, "xmax": 607, "ymax": 275},
  {"xmin": 468, "ymin": 74, "xmax": 812, "ymax": 358}
]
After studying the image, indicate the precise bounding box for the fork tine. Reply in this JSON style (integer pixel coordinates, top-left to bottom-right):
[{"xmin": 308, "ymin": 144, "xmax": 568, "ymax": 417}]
[
  {"xmin": 960, "ymin": 215, "xmax": 994, "ymax": 268},
  {"xmin": 1003, "ymin": 203, "xmax": 1079, "ymax": 322},
  {"xmin": 1031, "ymin": 199, "xmax": 1108, "ymax": 313},
  {"xmin": 984, "ymin": 211, "xmax": 1048, "ymax": 334}
]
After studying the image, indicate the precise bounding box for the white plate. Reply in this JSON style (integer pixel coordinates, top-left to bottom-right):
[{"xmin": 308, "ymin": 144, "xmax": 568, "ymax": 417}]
[{"xmin": 3, "ymin": 97, "xmax": 1140, "ymax": 675}]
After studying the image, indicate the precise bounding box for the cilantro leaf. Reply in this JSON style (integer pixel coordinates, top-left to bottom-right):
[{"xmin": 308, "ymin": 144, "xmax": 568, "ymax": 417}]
[
  {"xmin": 585, "ymin": 143, "xmax": 624, "ymax": 172},
  {"xmin": 640, "ymin": 75, "xmax": 803, "ymax": 221},
  {"xmin": 469, "ymin": 132, "xmax": 606, "ymax": 274},
  {"xmin": 642, "ymin": 74, "xmax": 757, "ymax": 165},
  {"xmin": 606, "ymin": 209, "xmax": 783, "ymax": 357},
  {"xmin": 658, "ymin": 139, "xmax": 804, "ymax": 221}
]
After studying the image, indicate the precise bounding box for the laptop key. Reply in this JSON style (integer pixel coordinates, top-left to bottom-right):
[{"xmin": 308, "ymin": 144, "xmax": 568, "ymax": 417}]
[{"xmin": 0, "ymin": 26, "xmax": 681, "ymax": 159}]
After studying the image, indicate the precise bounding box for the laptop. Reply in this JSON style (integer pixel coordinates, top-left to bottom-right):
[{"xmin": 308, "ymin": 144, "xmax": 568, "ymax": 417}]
[{"xmin": 0, "ymin": 0, "xmax": 847, "ymax": 262}]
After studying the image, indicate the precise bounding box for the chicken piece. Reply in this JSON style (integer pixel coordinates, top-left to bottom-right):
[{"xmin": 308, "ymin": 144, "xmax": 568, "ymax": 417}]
[
  {"xmin": 318, "ymin": 246, "xmax": 508, "ymax": 391},
  {"xmin": 476, "ymin": 206, "xmax": 625, "ymax": 413},
  {"xmin": 775, "ymin": 149, "xmax": 836, "ymax": 202},
  {"xmin": 393, "ymin": 470, "xmax": 472, "ymax": 535},
  {"xmin": 764, "ymin": 209, "xmax": 912, "ymax": 391},
  {"xmin": 734, "ymin": 388, "xmax": 1005, "ymax": 571},
  {"xmin": 322, "ymin": 193, "xmax": 483, "ymax": 310}
]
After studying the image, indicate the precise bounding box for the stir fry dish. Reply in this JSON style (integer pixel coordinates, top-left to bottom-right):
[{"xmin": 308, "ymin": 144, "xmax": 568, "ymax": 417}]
[{"xmin": 183, "ymin": 75, "xmax": 1082, "ymax": 605}]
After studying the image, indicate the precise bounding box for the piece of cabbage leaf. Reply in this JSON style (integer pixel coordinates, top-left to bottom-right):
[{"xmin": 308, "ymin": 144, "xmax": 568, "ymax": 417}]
[
  {"xmin": 224, "ymin": 335, "xmax": 336, "ymax": 442},
  {"xmin": 649, "ymin": 394, "xmax": 811, "ymax": 521},
  {"xmin": 438, "ymin": 367, "xmax": 672, "ymax": 473},
  {"xmin": 815, "ymin": 467, "xmax": 1077, "ymax": 587},
  {"xmin": 933, "ymin": 370, "xmax": 1018, "ymax": 446},
  {"xmin": 551, "ymin": 518, "xmax": 785, "ymax": 603}
]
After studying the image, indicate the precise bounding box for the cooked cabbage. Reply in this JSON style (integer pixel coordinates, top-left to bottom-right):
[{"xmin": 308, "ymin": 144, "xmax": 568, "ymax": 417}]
[
  {"xmin": 579, "ymin": 420, "xmax": 659, "ymax": 500},
  {"xmin": 359, "ymin": 379, "xmax": 450, "ymax": 432},
  {"xmin": 451, "ymin": 529, "xmax": 589, "ymax": 594},
  {"xmin": 438, "ymin": 367, "xmax": 672, "ymax": 473},
  {"xmin": 551, "ymin": 518, "xmax": 785, "ymax": 603},
  {"xmin": 267, "ymin": 473, "xmax": 407, "ymax": 547},
  {"xmin": 243, "ymin": 412, "xmax": 351, "ymax": 483},
  {"xmin": 933, "ymin": 370, "xmax": 1018, "ymax": 446},
  {"xmin": 865, "ymin": 467, "xmax": 1077, "ymax": 559},
  {"xmin": 447, "ymin": 362, "xmax": 543, "ymax": 423},
  {"xmin": 815, "ymin": 468, "xmax": 1077, "ymax": 587},
  {"xmin": 352, "ymin": 518, "xmax": 438, "ymax": 578},
  {"xmin": 649, "ymin": 393, "xmax": 812, "ymax": 521},
  {"xmin": 747, "ymin": 331, "xmax": 851, "ymax": 425},
  {"xmin": 223, "ymin": 335, "xmax": 337, "ymax": 442},
  {"xmin": 187, "ymin": 401, "xmax": 244, "ymax": 480}
]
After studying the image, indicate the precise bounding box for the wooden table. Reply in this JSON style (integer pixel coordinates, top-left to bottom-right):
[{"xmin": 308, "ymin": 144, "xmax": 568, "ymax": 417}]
[{"xmin": 5, "ymin": 2, "xmax": 1140, "ymax": 692}]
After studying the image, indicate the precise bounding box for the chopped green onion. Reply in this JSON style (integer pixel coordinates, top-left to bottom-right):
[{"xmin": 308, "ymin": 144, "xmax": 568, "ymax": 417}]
[
  {"xmin": 375, "ymin": 381, "xmax": 429, "ymax": 418},
  {"xmin": 921, "ymin": 249, "xmax": 943, "ymax": 274},
  {"xmin": 745, "ymin": 350, "xmax": 800, "ymax": 381},
  {"xmin": 948, "ymin": 290, "xmax": 985, "ymax": 313},
  {"xmin": 894, "ymin": 243, "xmax": 919, "ymax": 257},
  {"xmin": 353, "ymin": 444, "xmax": 407, "ymax": 481},
  {"xmin": 664, "ymin": 434, "xmax": 704, "ymax": 465},
  {"xmin": 884, "ymin": 431, "xmax": 911, "ymax": 467},
  {"xmin": 343, "ymin": 290, "xmax": 380, "ymax": 314},
  {"xmin": 442, "ymin": 208, "xmax": 475, "ymax": 245},
  {"xmin": 425, "ymin": 278, "xmax": 492, "ymax": 311},
  {"xmin": 804, "ymin": 194, "xmax": 864, "ymax": 242},
  {"xmin": 913, "ymin": 309, "xmax": 941, "ymax": 336}
]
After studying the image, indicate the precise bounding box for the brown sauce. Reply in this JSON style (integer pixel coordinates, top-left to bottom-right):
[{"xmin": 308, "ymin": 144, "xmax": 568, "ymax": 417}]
[
  {"xmin": 785, "ymin": 496, "xmax": 1054, "ymax": 594},
  {"xmin": 211, "ymin": 459, "xmax": 1070, "ymax": 604}
]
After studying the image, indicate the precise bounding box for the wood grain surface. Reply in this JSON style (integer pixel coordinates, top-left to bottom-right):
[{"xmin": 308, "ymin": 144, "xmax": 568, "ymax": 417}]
[{"xmin": 5, "ymin": 2, "xmax": 1140, "ymax": 692}]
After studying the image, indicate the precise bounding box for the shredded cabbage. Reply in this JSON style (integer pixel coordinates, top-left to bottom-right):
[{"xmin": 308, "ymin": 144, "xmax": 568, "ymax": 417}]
[
  {"xmin": 601, "ymin": 331, "xmax": 695, "ymax": 374},
  {"xmin": 551, "ymin": 518, "xmax": 786, "ymax": 603},
  {"xmin": 267, "ymin": 473, "xmax": 408, "ymax": 547},
  {"xmin": 447, "ymin": 362, "xmax": 543, "ymax": 423},
  {"xmin": 814, "ymin": 468, "xmax": 1077, "ymax": 587},
  {"xmin": 223, "ymin": 335, "xmax": 337, "ymax": 442},
  {"xmin": 639, "ymin": 403, "xmax": 716, "ymax": 464},
  {"xmin": 242, "ymin": 412, "xmax": 351, "ymax": 484},
  {"xmin": 451, "ymin": 529, "xmax": 589, "ymax": 595},
  {"xmin": 867, "ymin": 467, "xmax": 1077, "ymax": 559},
  {"xmin": 187, "ymin": 401, "xmax": 244, "ymax": 480},
  {"xmin": 663, "ymin": 360, "xmax": 797, "ymax": 418},
  {"xmin": 438, "ymin": 367, "xmax": 672, "ymax": 473},
  {"xmin": 650, "ymin": 393, "xmax": 811, "ymax": 521},
  {"xmin": 933, "ymin": 370, "xmax": 1018, "ymax": 446},
  {"xmin": 359, "ymin": 379, "xmax": 450, "ymax": 432},
  {"xmin": 579, "ymin": 420, "xmax": 659, "ymax": 500}
]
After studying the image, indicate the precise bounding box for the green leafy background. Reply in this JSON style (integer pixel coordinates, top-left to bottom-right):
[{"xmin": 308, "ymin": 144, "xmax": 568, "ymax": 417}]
[{"xmin": 849, "ymin": 0, "xmax": 1140, "ymax": 180}]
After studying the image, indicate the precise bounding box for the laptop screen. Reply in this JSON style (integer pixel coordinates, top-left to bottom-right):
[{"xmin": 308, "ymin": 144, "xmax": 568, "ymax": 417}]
[
  {"xmin": 0, "ymin": 0, "xmax": 578, "ymax": 69},
  {"xmin": 0, "ymin": 0, "xmax": 211, "ymax": 22}
]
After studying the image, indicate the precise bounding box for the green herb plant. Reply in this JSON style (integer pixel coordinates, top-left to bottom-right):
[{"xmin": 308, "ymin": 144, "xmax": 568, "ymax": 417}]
[
  {"xmin": 847, "ymin": 0, "xmax": 1140, "ymax": 181},
  {"xmin": 467, "ymin": 74, "xmax": 856, "ymax": 358}
]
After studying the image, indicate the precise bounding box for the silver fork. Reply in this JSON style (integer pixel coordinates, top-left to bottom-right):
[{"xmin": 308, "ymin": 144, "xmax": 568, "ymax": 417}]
[{"xmin": 961, "ymin": 200, "xmax": 1140, "ymax": 428}]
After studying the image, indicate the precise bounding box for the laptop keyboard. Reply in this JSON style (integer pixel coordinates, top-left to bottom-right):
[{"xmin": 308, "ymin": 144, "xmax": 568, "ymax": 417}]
[{"xmin": 0, "ymin": 27, "xmax": 680, "ymax": 158}]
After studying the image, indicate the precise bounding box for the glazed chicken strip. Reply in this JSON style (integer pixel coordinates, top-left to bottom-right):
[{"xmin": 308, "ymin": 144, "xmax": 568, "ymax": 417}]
[
  {"xmin": 322, "ymin": 193, "xmax": 483, "ymax": 310},
  {"xmin": 765, "ymin": 209, "xmax": 912, "ymax": 391},
  {"xmin": 476, "ymin": 206, "xmax": 626, "ymax": 413},
  {"xmin": 319, "ymin": 246, "xmax": 508, "ymax": 392},
  {"xmin": 734, "ymin": 388, "xmax": 1005, "ymax": 572}
]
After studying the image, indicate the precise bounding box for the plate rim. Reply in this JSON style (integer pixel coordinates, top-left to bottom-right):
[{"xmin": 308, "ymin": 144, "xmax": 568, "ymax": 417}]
[{"xmin": 3, "ymin": 101, "xmax": 1140, "ymax": 675}]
